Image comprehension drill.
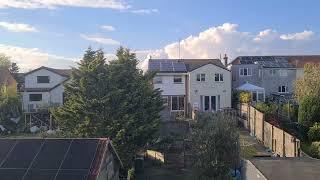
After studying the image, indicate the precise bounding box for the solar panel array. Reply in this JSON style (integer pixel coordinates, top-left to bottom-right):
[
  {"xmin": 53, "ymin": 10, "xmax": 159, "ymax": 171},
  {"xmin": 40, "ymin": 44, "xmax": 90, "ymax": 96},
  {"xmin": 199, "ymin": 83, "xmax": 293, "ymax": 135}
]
[
  {"xmin": 239, "ymin": 56, "xmax": 294, "ymax": 68},
  {"xmin": 0, "ymin": 139, "xmax": 99, "ymax": 180},
  {"xmin": 148, "ymin": 60, "xmax": 187, "ymax": 72}
]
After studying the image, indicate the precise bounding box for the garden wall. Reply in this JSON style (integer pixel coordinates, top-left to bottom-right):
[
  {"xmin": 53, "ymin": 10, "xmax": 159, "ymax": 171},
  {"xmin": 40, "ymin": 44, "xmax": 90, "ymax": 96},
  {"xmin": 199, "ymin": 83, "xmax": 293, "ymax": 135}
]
[{"xmin": 239, "ymin": 104, "xmax": 300, "ymax": 157}]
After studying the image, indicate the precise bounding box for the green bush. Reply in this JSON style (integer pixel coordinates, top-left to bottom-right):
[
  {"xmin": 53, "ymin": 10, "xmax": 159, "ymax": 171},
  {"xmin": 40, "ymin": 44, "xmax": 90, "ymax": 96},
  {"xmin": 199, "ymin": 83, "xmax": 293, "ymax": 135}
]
[
  {"xmin": 127, "ymin": 168, "xmax": 135, "ymax": 180},
  {"xmin": 308, "ymin": 123, "xmax": 320, "ymax": 141},
  {"xmin": 298, "ymin": 95, "xmax": 320, "ymax": 127},
  {"xmin": 239, "ymin": 91, "xmax": 251, "ymax": 103},
  {"xmin": 309, "ymin": 142, "xmax": 320, "ymax": 158},
  {"xmin": 255, "ymin": 102, "xmax": 277, "ymax": 117}
]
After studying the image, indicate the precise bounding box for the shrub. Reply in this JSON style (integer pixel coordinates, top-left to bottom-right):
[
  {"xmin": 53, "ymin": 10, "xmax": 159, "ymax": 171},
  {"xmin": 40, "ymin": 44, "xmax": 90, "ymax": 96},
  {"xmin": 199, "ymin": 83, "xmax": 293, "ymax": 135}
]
[
  {"xmin": 309, "ymin": 142, "xmax": 320, "ymax": 158},
  {"xmin": 239, "ymin": 91, "xmax": 251, "ymax": 103},
  {"xmin": 127, "ymin": 168, "xmax": 135, "ymax": 180},
  {"xmin": 308, "ymin": 123, "xmax": 320, "ymax": 141},
  {"xmin": 298, "ymin": 95, "xmax": 320, "ymax": 127},
  {"xmin": 255, "ymin": 102, "xmax": 277, "ymax": 117}
]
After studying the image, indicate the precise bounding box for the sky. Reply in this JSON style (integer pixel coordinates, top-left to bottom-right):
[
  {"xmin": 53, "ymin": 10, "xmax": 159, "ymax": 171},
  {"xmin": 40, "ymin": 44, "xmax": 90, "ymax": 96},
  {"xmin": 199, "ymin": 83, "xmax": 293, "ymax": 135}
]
[{"xmin": 0, "ymin": 0, "xmax": 320, "ymax": 72}]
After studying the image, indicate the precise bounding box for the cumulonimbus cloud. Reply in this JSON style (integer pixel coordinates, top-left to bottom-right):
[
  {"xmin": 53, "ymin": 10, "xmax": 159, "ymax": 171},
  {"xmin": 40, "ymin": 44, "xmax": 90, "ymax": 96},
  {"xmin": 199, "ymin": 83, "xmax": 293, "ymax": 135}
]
[{"xmin": 138, "ymin": 23, "xmax": 319, "ymax": 66}]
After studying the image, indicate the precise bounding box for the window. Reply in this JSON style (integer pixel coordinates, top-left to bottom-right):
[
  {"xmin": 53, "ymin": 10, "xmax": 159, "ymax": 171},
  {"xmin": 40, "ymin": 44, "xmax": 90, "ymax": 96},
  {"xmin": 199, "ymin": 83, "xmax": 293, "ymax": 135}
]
[
  {"xmin": 196, "ymin": 74, "xmax": 206, "ymax": 81},
  {"xmin": 240, "ymin": 68, "xmax": 252, "ymax": 76},
  {"xmin": 153, "ymin": 76, "xmax": 162, "ymax": 84},
  {"xmin": 278, "ymin": 86, "xmax": 288, "ymax": 93},
  {"xmin": 215, "ymin": 73, "xmax": 223, "ymax": 82},
  {"xmin": 37, "ymin": 76, "xmax": 50, "ymax": 83},
  {"xmin": 269, "ymin": 69, "xmax": 277, "ymax": 76},
  {"xmin": 171, "ymin": 96, "xmax": 184, "ymax": 111},
  {"xmin": 29, "ymin": 94, "xmax": 42, "ymax": 101},
  {"xmin": 279, "ymin": 70, "xmax": 288, "ymax": 77},
  {"xmin": 173, "ymin": 76, "xmax": 182, "ymax": 83}
]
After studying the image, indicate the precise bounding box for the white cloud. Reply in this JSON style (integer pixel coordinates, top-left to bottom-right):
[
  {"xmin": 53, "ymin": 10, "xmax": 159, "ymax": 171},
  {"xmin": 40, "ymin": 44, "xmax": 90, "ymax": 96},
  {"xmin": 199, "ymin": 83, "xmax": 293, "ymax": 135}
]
[
  {"xmin": 81, "ymin": 34, "xmax": 120, "ymax": 45},
  {"xmin": 280, "ymin": 30, "xmax": 314, "ymax": 40},
  {"xmin": 130, "ymin": 8, "xmax": 159, "ymax": 15},
  {"xmin": 0, "ymin": 21, "xmax": 38, "ymax": 32},
  {"xmin": 0, "ymin": 0, "xmax": 130, "ymax": 9},
  {"xmin": 0, "ymin": 44, "xmax": 76, "ymax": 72},
  {"xmin": 101, "ymin": 25, "xmax": 116, "ymax": 31},
  {"xmin": 138, "ymin": 23, "xmax": 320, "ymax": 66}
]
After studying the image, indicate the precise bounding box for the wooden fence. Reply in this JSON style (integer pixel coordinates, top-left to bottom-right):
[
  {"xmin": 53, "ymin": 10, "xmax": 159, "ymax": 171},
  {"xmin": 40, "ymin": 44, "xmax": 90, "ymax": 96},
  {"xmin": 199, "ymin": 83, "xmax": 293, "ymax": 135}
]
[{"xmin": 238, "ymin": 104, "xmax": 300, "ymax": 157}]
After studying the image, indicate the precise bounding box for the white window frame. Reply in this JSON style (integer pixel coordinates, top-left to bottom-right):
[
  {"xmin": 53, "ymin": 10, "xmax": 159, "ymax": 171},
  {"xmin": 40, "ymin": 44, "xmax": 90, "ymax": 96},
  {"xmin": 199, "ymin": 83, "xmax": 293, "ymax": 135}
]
[
  {"xmin": 215, "ymin": 73, "xmax": 224, "ymax": 82},
  {"xmin": 270, "ymin": 69, "xmax": 277, "ymax": 76},
  {"xmin": 279, "ymin": 70, "xmax": 288, "ymax": 77},
  {"xmin": 171, "ymin": 96, "xmax": 185, "ymax": 111},
  {"xmin": 173, "ymin": 75, "xmax": 183, "ymax": 84},
  {"xmin": 196, "ymin": 74, "xmax": 206, "ymax": 82},
  {"xmin": 278, "ymin": 86, "xmax": 288, "ymax": 93},
  {"xmin": 239, "ymin": 68, "xmax": 252, "ymax": 76}
]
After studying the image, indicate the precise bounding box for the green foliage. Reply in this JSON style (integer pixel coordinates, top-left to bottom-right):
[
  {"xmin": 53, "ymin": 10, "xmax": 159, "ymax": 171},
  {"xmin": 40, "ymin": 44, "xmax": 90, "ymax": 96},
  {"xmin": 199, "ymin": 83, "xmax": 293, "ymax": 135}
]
[
  {"xmin": 309, "ymin": 142, "xmax": 320, "ymax": 158},
  {"xmin": 295, "ymin": 64, "xmax": 320, "ymax": 103},
  {"xmin": 0, "ymin": 53, "xmax": 11, "ymax": 69},
  {"xmin": 191, "ymin": 112, "xmax": 240, "ymax": 179},
  {"xmin": 52, "ymin": 47, "xmax": 163, "ymax": 170},
  {"xmin": 9, "ymin": 62, "xmax": 19, "ymax": 74},
  {"xmin": 298, "ymin": 95, "xmax": 320, "ymax": 127},
  {"xmin": 255, "ymin": 102, "xmax": 277, "ymax": 117},
  {"xmin": 308, "ymin": 123, "xmax": 320, "ymax": 141},
  {"xmin": 0, "ymin": 86, "xmax": 21, "ymax": 132},
  {"xmin": 127, "ymin": 168, "xmax": 135, "ymax": 180},
  {"xmin": 239, "ymin": 91, "xmax": 251, "ymax": 103}
]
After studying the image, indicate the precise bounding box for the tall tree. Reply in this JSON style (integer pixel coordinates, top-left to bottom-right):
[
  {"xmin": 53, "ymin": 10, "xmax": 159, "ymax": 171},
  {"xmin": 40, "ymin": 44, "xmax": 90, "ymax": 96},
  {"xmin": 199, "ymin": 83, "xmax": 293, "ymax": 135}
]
[
  {"xmin": 52, "ymin": 47, "xmax": 163, "ymax": 170},
  {"xmin": 0, "ymin": 53, "xmax": 11, "ymax": 69},
  {"xmin": 191, "ymin": 112, "xmax": 240, "ymax": 179},
  {"xmin": 294, "ymin": 63, "xmax": 320, "ymax": 103},
  {"xmin": 9, "ymin": 62, "xmax": 19, "ymax": 74}
]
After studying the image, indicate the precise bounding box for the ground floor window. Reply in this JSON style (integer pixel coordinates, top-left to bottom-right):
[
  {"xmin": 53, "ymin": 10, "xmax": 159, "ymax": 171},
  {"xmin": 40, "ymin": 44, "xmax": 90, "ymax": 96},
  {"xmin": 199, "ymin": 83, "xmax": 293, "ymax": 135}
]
[
  {"xmin": 200, "ymin": 95, "xmax": 219, "ymax": 111},
  {"xmin": 278, "ymin": 86, "xmax": 288, "ymax": 93},
  {"xmin": 29, "ymin": 94, "xmax": 42, "ymax": 101},
  {"xmin": 171, "ymin": 96, "xmax": 184, "ymax": 111}
]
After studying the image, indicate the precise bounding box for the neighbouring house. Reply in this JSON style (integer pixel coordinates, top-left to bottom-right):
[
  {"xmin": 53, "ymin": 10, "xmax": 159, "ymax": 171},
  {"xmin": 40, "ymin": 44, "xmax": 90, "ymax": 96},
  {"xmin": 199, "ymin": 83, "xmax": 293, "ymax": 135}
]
[
  {"xmin": 230, "ymin": 55, "xmax": 320, "ymax": 102},
  {"xmin": 0, "ymin": 138, "xmax": 122, "ymax": 180},
  {"xmin": 21, "ymin": 66, "xmax": 72, "ymax": 112},
  {"xmin": 0, "ymin": 68, "xmax": 17, "ymax": 91},
  {"xmin": 147, "ymin": 58, "xmax": 231, "ymax": 120}
]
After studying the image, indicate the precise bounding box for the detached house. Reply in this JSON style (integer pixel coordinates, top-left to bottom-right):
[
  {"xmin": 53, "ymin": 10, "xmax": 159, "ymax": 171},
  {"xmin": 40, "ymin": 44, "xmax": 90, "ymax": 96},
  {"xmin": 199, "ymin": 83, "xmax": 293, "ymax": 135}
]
[
  {"xmin": 21, "ymin": 66, "xmax": 72, "ymax": 112},
  {"xmin": 147, "ymin": 59, "xmax": 231, "ymax": 120},
  {"xmin": 230, "ymin": 55, "xmax": 320, "ymax": 102}
]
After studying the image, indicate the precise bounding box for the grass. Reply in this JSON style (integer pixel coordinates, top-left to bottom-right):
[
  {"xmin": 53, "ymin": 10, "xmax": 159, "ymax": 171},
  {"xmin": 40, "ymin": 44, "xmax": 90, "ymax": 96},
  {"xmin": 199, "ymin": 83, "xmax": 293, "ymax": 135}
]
[{"xmin": 239, "ymin": 130, "xmax": 260, "ymax": 158}]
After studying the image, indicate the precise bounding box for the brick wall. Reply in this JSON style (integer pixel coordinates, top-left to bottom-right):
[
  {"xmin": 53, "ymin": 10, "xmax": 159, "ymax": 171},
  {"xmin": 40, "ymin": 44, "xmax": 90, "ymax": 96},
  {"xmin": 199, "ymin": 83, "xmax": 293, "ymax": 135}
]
[{"xmin": 239, "ymin": 103, "xmax": 300, "ymax": 157}]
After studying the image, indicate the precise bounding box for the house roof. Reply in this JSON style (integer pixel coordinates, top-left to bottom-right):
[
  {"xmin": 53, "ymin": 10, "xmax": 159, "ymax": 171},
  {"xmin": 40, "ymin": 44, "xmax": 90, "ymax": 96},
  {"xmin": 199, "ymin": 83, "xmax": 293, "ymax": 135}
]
[
  {"xmin": 231, "ymin": 55, "xmax": 320, "ymax": 68},
  {"xmin": 236, "ymin": 82, "xmax": 265, "ymax": 92},
  {"xmin": 148, "ymin": 59, "xmax": 228, "ymax": 73},
  {"xmin": 0, "ymin": 138, "xmax": 121, "ymax": 180},
  {"xmin": 24, "ymin": 66, "xmax": 72, "ymax": 77},
  {"xmin": 250, "ymin": 157, "xmax": 320, "ymax": 180},
  {"xmin": 0, "ymin": 68, "xmax": 16, "ymax": 87}
]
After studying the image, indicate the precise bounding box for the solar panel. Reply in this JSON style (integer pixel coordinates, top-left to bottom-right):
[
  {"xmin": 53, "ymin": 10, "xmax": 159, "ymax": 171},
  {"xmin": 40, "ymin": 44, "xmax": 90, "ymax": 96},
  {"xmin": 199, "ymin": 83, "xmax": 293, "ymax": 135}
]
[
  {"xmin": 160, "ymin": 61, "xmax": 174, "ymax": 71},
  {"xmin": 0, "ymin": 139, "xmax": 103, "ymax": 180},
  {"xmin": 172, "ymin": 62, "xmax": 187, "ymax": 72}
]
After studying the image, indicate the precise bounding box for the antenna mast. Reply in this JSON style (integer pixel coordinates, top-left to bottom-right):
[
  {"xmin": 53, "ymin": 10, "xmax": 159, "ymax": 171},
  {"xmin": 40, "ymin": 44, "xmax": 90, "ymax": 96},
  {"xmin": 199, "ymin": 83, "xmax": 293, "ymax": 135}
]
[{"xmin": 178, "ymin": 38, "xmax": 181, "ymax": 59}]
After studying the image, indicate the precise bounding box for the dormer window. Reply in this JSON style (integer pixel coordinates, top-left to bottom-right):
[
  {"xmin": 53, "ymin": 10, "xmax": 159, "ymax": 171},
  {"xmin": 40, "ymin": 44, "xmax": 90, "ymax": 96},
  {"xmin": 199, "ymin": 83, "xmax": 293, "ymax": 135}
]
[{"xmin": 37, "ymin": 76, "xmax": 50, "ymax": 83}]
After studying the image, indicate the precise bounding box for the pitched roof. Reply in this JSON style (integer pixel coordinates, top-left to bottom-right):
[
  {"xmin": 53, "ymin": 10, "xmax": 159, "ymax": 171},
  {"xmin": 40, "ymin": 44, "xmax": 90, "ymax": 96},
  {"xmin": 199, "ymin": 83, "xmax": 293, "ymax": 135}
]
[
  {"xmin": 148, "ymin": 59, "xmax": 228, "ymax": 73},
  {"xmin": 24, "ymin": 66, "xmax": 72, "ymax": 77},
  {"xmin": 231, "ymin": 55, "xmax": 320, "ymax": 68},
  {"xmin": 0, "ymin": 138, "xmax": 121, "ymax": 180},
  {"xmin": 0, "ymin": 68, "xmax": 16, "ymax": 87},
  {"xmin": 236, "ymin": 82, "xmax": 265, "ymax": 92}
]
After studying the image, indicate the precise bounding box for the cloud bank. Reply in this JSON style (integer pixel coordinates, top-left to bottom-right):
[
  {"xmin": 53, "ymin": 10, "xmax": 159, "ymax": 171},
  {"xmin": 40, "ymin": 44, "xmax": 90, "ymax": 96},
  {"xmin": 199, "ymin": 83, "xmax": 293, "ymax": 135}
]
[
  {"xmin": 0, "ymin": 21, "xmax": 38, "ymax": 32},
  {"xmin": 81, "ymin": 34, "xmax": 120, "ymax": 45}
]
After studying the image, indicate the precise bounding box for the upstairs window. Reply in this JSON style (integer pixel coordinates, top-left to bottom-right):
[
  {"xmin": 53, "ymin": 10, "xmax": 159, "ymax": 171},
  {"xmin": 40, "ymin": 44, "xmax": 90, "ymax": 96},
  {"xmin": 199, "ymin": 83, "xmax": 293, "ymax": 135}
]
[
  {"xmin": 278, "ymin": 86, "xmax": 288, "ymax": 93},
  {"xmin": 29, "ymin": 94, "xmax": 42, "ymax": 101},
  {"xmin": 153, "ymin": 76, "xmax": 162, "ymax": 84},
  {"xmin": 215, "ymin": 73, "xmax": 224, "ymax": 82},
  {"xmin": 173, "ymin": 76, "xmax": 182, "ymax": 83},
  {"xmin": 240, "ymin": 68, "xmax": 252, "ymax": 76},
  {"xmin": 270, "ymin": 69, "xmax": 277, "ymax": 76},
  {"xmin": 196, "ymin": 74, "xmax": 206, "ymax": 82},
  {"xmin": 37, "ymin": 76, "xmax": 50, "ymax": 83}
]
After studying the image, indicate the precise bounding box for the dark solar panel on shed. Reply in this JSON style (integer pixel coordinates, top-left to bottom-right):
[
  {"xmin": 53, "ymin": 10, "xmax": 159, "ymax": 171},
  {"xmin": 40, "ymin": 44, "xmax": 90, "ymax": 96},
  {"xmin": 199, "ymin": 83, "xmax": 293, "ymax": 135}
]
[{"xmin": 0, "ymin": 139, "xmax": 101, "ymax": 180}]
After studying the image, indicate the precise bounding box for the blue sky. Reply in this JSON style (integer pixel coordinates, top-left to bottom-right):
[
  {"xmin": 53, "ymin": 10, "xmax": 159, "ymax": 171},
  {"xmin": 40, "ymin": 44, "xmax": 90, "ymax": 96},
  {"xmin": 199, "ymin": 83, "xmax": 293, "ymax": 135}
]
[{"xmin": 0, "ymin": 0, "xmax": 319, "ymax": 71}]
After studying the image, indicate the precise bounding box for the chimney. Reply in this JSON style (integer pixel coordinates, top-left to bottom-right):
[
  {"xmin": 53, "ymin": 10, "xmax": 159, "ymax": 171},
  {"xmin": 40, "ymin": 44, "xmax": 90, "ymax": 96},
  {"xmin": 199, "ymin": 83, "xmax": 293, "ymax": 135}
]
[{"xmin": 223, "ymin": 54, "xmax": 228, "ymax": 66}]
